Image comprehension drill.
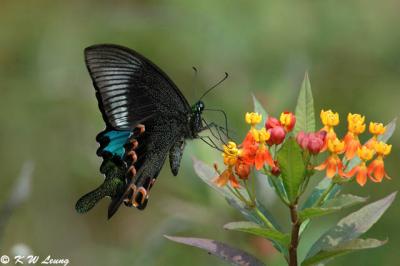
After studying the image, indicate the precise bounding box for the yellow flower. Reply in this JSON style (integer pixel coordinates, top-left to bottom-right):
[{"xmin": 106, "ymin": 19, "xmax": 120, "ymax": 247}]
[
  {"xmin": 245, "ymin": 112, "xmax": 262, "ymax": 127},
  {"xmin": 347, "ymin": 113, "xmax": 366, "ymax": 134},
  {"xmin": 279, "ymin": 111, "xmax": 296, "ymax": 132},
  {"xmin": 252, "ymin": 127, "xmax": 271, "ymax": 144},
  {"xmin": 357, "ymin": 146, "xmax": 374, "ymax": 161},
  {"xmin": 222, "ymin": 141, "xmax": 239, "ymax": 166},
  {"xmin": 327, "ymin": 138, "xmax": 345, "ymax": 154},
  {"xmin": 320, "ymin": 109, "xmax": 339, "ymax": 130},
  {"xmin": 374, "ymin": 141, "xmax": 392, "ymax": 156},
  {"xmin": 345, "ymin": 146, "xmax": 374, "ymax": 186},
  {"xmin": 369, "ymin": 122, "xmax": 386, "ymax": 136}
]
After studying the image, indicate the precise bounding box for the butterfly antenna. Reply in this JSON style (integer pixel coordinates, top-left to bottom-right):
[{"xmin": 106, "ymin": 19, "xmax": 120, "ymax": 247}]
[
  {"xmin": 199, "ymin": 72, "xmax": 229, "ymax": 100},
  {"xmin": 192, "ymin": 66, "xmax": 199, "ymax": 99}
]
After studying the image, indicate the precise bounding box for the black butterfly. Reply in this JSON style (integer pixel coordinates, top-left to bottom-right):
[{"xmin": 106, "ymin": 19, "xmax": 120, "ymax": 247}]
[{"xmin": 75, "ymin": 44, "xmax": 227, "ymax": 219}]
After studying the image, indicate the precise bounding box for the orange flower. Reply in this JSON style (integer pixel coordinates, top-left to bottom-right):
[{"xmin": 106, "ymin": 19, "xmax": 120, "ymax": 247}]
[
  {"xmin": 252, "ymin": 128, "xmax": 275, "ymax": 170},
  {"xmin": 241, "ymin": 141, "xmax": 258, "ymax": 165},
  {"xmin": 344, "ymin": 113, "xmax": 366, "ymax": 160},
  {"xmin": 344, "ymin": 132, "xmax": 361, "ymax": 160},
  {"xmin": 213, "ymin": 142, "xmax": 241, "ymax": 188},
  {"xmin": 255, "ymin": 145, "xmax": 274, "ymax": 170},
  {"xmin": 344, "ymin": 146, "xmax": 374, "ymax": 186},
  {"xmin": 315, "ymin": 138, "xmax": 346, "ymax": 178},
  {"xmin": 235, "ymin": 159, "xmax": 251, "ymax": 179},
  {"xmin": 368, "ymin": 142, "xmax": 392, "ymax": 182},
  {"xmin": 366, "ymin": 122, "xmax": 386, "ymax": 149},
  {"xmin": 319, "ymin": 109, "xmax": 339, "ymax": 152},
  {"xmin": 214, "ymin": 167, "xmax": 240, "ymax": 188}
]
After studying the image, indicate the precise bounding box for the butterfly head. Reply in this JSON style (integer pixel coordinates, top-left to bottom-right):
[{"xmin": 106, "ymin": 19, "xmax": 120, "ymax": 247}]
[
  {"xmin": 189, "ymin": 101, "xmax": 206, "ymax": 137},
  {"xmin": 192, "ymin": 100, "xmax": 205, "ymax": 113}
]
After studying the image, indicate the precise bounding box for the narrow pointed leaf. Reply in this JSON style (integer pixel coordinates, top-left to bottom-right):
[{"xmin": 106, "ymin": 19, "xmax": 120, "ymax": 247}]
[
  {"xmin": 294, "ymin": 72, "xmax": 315, "ymax": 134},
  {"xmin": 298, "ymin": 194, "xmax": 367, "ymax": 221},
  {"xmin": 277, "ymin": 137, "xmax": 306, "ymax": 202},
  {"xmin": 302, "ymin": 238, "xmax": 387, "ymax": 266},
  {"xmin": 224, "ymin": 221, "xmax": 290, "ymax": 247},
  {"xmin": 306, "ymin": 192, "xmax": 396, "ymax": 259},
  {"xmin": 165, "ymin": 235, "xmax": 266, "ymax": 266},
  {"xmin": 301, "ymin": 178, "xmax": 340, "ymax": 210},
  {"xmin": 252, "ymin": 94, "xmax": 268, "ymax": 125},
  {"xmin": 378, "ymin": 117, "xmax": 397, "ymax": 142}
]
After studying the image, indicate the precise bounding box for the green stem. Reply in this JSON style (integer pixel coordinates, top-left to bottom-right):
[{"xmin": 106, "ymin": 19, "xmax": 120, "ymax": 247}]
[
  {"xmin": 254, "ymin": 207, "xmax": 276, "ymax": 230},
  {"xmin": 314, "ymin": 180, "xmax": 336, "ymax": 207},
  {"xmin": 244, "ymin": 180, "xmax": 255, "ymax": 204},
  {"xmin": 227, "ymin": 186, "xmax": 244, "ymax": 202}
]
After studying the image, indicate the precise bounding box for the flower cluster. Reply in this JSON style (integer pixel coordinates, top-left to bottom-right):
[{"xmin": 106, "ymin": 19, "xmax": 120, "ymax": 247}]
[
  {"xmin": 297, "ymin": 110, "xmax": 392, "ymax": 186},
  {"xmin": 214, "ymin": 111, "xmax": 296, "ymax": 188}
]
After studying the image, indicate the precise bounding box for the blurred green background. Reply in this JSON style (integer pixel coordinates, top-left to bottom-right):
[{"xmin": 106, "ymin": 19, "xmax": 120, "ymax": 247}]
[{"xmin": 0, "ymin": 1, "xmax": 399, "ymax": 265}]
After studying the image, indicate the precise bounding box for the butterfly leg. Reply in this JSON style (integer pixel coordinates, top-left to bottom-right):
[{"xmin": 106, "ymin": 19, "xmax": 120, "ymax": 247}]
[
  {"xmin": 200, "ymin": 136, "xmax": 223, "ymax": 151},
  {"xmin": 201, "ymin": 119, "xmax": 228, "ymax": 144}
]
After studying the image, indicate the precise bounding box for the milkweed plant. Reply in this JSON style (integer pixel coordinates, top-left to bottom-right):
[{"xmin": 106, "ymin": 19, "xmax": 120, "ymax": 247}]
[{"xmin": 166, "ymin": 73, "xmax": 397, "ymax": 266}]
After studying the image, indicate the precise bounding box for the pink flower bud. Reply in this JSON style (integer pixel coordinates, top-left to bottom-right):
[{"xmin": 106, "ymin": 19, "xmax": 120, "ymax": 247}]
[
  {"xmin": 296, "ymin": 131, "xmax": 309, "ymax": 150},
  {"xmin": 265, "ymin": 117, "xmax": 281, "ymax": 129},
  {"xmin": 307, "ymin": 137, "xmax": 324, "ymax": 154},
  {"xmin": 315, "ymin": 130, "xmax": 327, "ymax": 141},
  {"xmin": 267, "ymin": 126, "xmax": 286, "ymax": 145}
]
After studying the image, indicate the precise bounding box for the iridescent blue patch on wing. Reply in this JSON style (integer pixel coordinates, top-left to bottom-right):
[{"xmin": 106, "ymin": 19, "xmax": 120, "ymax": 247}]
[{"xmin": 103, "ymin": 131, "xmax": 131, "ymax": 158}]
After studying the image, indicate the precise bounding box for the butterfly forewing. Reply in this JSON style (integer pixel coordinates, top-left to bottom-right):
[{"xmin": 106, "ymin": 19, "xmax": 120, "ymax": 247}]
[{"xmin": 85, "ymin": 44, "xmax": 190, "ymax": 130}]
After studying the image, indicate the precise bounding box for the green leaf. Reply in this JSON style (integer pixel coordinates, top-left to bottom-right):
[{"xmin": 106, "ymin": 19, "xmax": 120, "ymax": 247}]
[
  {"xmin": 378, "ymin": 117, "xmax": 397, "ymax": 142},
  {"xmin": 298, "ymin": 194, "xmax": 367, "ymax": 221},
  {"xmin": 252, "ymin": 93, "xmax": 268, "ymax": 125},
  {"xmin": 257, "ymin": 172, "xmax": 288, "ymax": 205},
  {"xmin": 301, "ymin": 178, "xmax": 341, "ymax": 210},
  {"xmin": 300, "ymin": 178, "xmax": 341, "ymax": 236},
  {"xmin": 305, "ymin": 192, "xmax": 396, "ymax": 260},
  {"xmin": 294, "ymin": 72, "xmax": 315, "ymax": 135},
  {"xmin": 302, "ymin": 238, "xmax": 387, "ymax": 266},
  {"xmin": 165, "ymin": 235, "xmax": 266, "ymax": 266},
  {"xmin": 277, "ymin": 137, "xmax": 306, "ymax": 202},
  {"xmin": 224, "ymin": 221, "xmax": 290, "ymax": 247}
]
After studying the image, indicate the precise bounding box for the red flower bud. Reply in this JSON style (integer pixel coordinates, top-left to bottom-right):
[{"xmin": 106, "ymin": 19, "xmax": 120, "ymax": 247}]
[
  {"xmin": 296, "ymin": 131, "xmax": 325, "ymax": 154},
  {"xmin": 267, "ymin": 126, "xmax": 286, "ymax": 145},
  {"xmin": 315, "ymin": 130, "xmax": 327, "ymax": 141},
  {"xmin": 235, "ymin": 161, "xmax": 251, "ymax": 179},
  {"xmin": 265, "ymin": 117, "xmax": 281, "ymax": 129},
  {"xmin": 271, "ymin": 162, "xmax": 281, "ymax": 176},
  {"xmin": 296, "ymin": 131, "xmax": 309, "ymax": 150},
  {"xmin": 307, "ymin": 137, "xmax": 324, "ymax": 154}
]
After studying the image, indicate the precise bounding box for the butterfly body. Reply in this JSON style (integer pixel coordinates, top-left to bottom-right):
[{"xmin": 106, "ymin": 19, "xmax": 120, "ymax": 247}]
[{"xmin": 75, "ymin": 44, "xmax": 207, "ymax": 218}]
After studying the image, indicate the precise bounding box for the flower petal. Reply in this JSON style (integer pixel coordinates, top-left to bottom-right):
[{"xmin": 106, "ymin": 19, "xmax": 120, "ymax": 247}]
[{"xmin": 356, "ymin": 166, "xmax": 368, "ymax": 186}]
